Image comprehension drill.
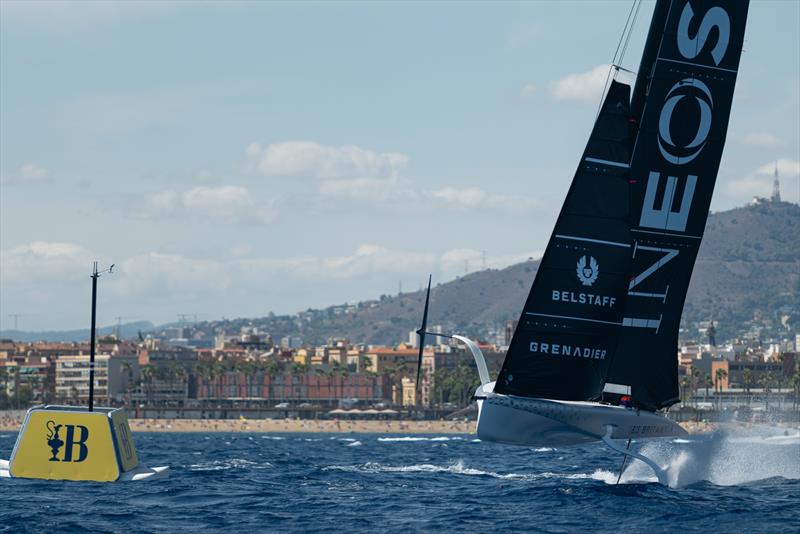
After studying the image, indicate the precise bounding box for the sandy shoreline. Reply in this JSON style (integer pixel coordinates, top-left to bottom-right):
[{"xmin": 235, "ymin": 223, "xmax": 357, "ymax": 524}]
[{"xmin": 0, "ymin": 417, "xmax": 715, "ymax": 435}]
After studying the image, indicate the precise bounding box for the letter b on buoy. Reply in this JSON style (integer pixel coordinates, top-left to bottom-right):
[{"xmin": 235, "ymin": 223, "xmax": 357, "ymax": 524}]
[{"xmin": 63, "ymin": 425, "xmax": 90, "ymax": 463}]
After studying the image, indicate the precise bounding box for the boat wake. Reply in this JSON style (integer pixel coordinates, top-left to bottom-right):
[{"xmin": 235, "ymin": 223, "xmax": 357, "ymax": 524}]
[
  {"xmin": 187, "ymin": 458, "xmax": 274, "ymax": 472},
  {"xmin": 376, "ymin": 436, "xmax": 466, "ymax": 443},
  {"xmin": 619, "ymin": 425, "xmax": 800, "ymax": 487},
  {"xmin": 323, "ymin": 459, "xmax": 617, "ymax": 483}
]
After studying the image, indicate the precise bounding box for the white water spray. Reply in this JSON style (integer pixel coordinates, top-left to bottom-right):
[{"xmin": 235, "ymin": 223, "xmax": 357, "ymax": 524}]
[{"xmin": 620, "ymin": 425, "xmax": 800, "ymax": 487}]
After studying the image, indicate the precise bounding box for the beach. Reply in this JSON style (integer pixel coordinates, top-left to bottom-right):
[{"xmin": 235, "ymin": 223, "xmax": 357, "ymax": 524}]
[
  {"xmin": 0, "ymin": 415, "xmax": 472, "ymax": 434},
  {"xmin": 0, "ymin": 413, "xmax": 717, "ymax": 434}
]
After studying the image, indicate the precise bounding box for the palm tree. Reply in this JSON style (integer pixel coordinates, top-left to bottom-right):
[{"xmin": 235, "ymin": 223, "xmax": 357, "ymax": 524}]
[
  {"xmin": 775, "ymin": 372, "xmax": 785, "ymax": 411},
  {"xmin": 193, "ymin": 362, "xmax": 210, "ymax": 402},
  {"xmin": 314, "ymin": 367, "xmax": 326, "ymax": 403},
  {"xmin": 742, "ymin": 368, "xmax": 753, "ymax": 406},
  {"xmin": 704, "ymin": 374, "xmax": 713, "ymax": 404},
  {"xmin": 121, "ymin": 361, "xmax": 134, "ymax": 408},
  {"xmin": 141, "ymin": 364, "xmax": 156, "ymax": 407},
  {"xmin": 166, "ymin": 361, "xmax": 182, "ymax": 406},
  {"xmin": 759, "ymin": 372, "xmax": 774, "ymax": 411},
  {"xmin": 680, "ymin": 376, "xmax": 691, "ymax": 406},
  {"xmin": 265, "ymin": 361, "xmax": 279, "ymax": 402},
  {"xmin": 290, "ymin": 362, "xmax": 307, "ymax": 401},
  {"xmin": 791, "ymin": 369, "xmax": 800, "ymax": 411},
  {"xmin": 173, "ymin": 365, "xmax": 188, "ymax": 406},
  {"xmin": 0, "ymin": 367, "xmax": 8, "ymax": 408},
  {"xmin": 714, "ymin": 368, "xmax": 728, "ymax": 410},
  {"xmin": 338, "ymin": 366, "xmax": 349, "ymax": 405},
  {"xmin": 688, "ymin": 366, "xmax": 699, "ymax": 408}
]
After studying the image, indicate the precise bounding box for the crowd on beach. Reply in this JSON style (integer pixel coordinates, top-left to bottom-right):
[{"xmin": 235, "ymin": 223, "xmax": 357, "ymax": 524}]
[
  {"xmin": 1, "ymin": 415, "xmax": 22, "ymax": 432},
  {"xmin": 127, "ymin": 418, "xmax": 475, "ymax": 434},
  {"xmin": 0, "ymin": 414, "xmax": 726, "ymax": 434},
  {"xmin": 0, "ymin": 414, "xmax": 474, "ymax": 434}
]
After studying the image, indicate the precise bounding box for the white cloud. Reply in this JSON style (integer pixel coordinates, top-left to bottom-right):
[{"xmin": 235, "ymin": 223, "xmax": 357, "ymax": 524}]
[
  {"xmin": 110, "ymin": 253, "xmax": 229, "ymax": 301},
  {"xmin": 431, "ymin": 187, "xmax": 487, "ymax": 207},
  {"xmin": 520, "ymin": 83, "xmax": 537, "ymax": 99},
  {"xmin": 755, "ymin": 159, "xmax": 800, "ymax": 177},
  {"xmin": 0, "ymin": 163, "xmax": 50, "ymax": 185},
  {"xmin": 144, "ymin": 189, "xmax": 178, "ymax": 214},
  {"xmin": 431, "ymin": 186, "xmax": 540, "ymax": 213},
  {"xmin": 106, "ymin": 244, "xmax": 538, "ymax": 297},
  {"xmin": 141, "ymin": 186, "xmax": 275, "ymax": 225},
  {"xmin": 724, "ymin": 159, "xmax": 799, "ymax": 201},
  {"xmin": 440, "ymin": 248, "xmax": 541, "ymax": 274},
  {"xmin": 182, "ymin": 185, "xmax": 273, "ymax": 224},
  {"xmin": 724, "ymin": 176, "xmax": 772, "ymax": 199},
  {"xmin": 740, "ymin": 132, "xmax": 786, "ymax": 149},
  {"xmin": 1, "ymin": 240, "xmax": 545, "ymax": 328},
  {"xmin": 319, "ymin": 177, "xmax": 417, "ymax": 202},
  {"xmin": 550, "ymin": 64, "xmax": 610, "ymax": 102},
  {"xmin": 247, "ymin": 141, "xmax": 409, "ymax": 179},
  {"xmin": 104, "ymin": 244, "xmax": 437, "ymax": 300},
  {"xmin": 0, "ymin": 241, "xmax": 92, "ymax": 283}
]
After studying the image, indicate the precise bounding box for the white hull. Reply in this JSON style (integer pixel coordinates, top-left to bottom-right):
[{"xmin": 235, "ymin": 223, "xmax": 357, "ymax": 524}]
[
  {"xmin": 476, "ymin": 391, "xmax": 686, "ymax": 447},
  {"xmin": 0, "ymin": 457, "xmax": 168, "ymax": 482}
]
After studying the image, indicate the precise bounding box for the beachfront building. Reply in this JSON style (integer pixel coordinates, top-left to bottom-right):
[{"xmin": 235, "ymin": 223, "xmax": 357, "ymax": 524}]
[
  {"xmin": 421, "ymin": 344, "xmax": 505, "ymax": 407},
  {"xmin": 55, "ymin": 353, "xmax": 138, "ymax": 405},
  {"xmin": 363, "ymin": 345, "xmax": 423, "ymax": 375},
  {"xmin": 194, "ymin": 370, "xmax": 389, "ymax": 406},
  {"xmin": 400, "ymin": 377, "xmax": 417, "ymax": 407}
]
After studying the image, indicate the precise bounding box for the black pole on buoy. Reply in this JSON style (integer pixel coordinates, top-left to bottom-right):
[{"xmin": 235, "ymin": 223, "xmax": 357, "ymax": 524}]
[{"xmin": 89, "ymin": 261, "xmax": 114, "ymax": 412}]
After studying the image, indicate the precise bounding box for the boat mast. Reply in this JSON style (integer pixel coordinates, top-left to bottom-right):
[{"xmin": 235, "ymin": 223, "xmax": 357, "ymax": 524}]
[{"xmin": 629, "ymin": 0, "xmax": 672, "ymax": 124}]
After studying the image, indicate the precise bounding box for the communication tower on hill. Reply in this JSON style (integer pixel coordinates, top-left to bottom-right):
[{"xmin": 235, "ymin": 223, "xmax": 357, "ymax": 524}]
[{"xmin": 771, "ymin": 161, "xmax": 781, "ymax": 202}]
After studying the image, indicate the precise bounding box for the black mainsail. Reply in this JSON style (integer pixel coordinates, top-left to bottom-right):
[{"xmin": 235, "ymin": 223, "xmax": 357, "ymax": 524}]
[{"xmin": 495, "ymin": 0, "xmax": 749, "ymax": 410}]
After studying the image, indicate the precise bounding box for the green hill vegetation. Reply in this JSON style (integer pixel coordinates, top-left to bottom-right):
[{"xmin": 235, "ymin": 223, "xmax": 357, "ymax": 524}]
[{"xmin": 208, "ymin": 201, "xmax": 799, "ymax": 346}]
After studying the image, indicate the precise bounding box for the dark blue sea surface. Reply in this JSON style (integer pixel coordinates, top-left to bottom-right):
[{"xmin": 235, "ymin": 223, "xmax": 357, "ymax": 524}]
[{"xmin": 1, "ymin": 429, "xmax": 798, "ymax": 533}]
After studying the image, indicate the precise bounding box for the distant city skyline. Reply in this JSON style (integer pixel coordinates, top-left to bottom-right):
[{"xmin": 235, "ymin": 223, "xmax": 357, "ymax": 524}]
[{"xmin": 1, "ymin": 1, "xmax": 798, "ymax": 330}]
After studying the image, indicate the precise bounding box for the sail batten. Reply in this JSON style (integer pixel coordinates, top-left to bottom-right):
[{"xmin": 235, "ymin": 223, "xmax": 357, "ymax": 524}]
[{"xmin": 496, "ymin": 0, "xmax": 750, "ymax": 410}]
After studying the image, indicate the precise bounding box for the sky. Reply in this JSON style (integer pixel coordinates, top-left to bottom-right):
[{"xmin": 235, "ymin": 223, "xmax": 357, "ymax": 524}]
[{"xmin": 1, "ymin": 0, "xmax": 798, "ymax": 331}]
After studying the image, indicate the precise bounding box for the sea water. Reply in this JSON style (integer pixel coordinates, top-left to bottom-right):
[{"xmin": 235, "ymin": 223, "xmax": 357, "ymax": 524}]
[{"xmin": 1, "ymin": 427, "xmax": 798, "ymax": 532}]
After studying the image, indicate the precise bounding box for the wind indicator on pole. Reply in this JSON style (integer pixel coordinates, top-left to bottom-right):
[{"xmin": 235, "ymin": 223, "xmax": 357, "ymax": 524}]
[
  {"xmin": 415, "ymin": 274, "xmax": 432, "ymax": 395},
  {"xmin": 0, "ymin": 259, "xmax": 170, "ymax": 482},
  {"xmin": 89, "ymin": 261, "xmax": 114, "ymax": 412}
]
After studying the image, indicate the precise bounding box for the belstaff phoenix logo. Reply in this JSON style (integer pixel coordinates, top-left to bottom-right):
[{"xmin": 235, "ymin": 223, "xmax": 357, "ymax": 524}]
[{"xmin": 576, "ymin": 256, "xmax": 599, "ymax": 286}]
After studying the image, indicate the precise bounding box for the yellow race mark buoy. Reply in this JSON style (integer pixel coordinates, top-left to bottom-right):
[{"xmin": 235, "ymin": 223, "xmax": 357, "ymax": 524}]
[{"xmin": 5, "ymin": 405, "xmax": 164, "ymax": 482}]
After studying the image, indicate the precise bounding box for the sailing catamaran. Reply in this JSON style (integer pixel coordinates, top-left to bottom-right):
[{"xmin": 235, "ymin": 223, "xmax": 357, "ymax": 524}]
[{"xmin": 416, "ymin": 0, "xmax": 749, "ymax": 484}]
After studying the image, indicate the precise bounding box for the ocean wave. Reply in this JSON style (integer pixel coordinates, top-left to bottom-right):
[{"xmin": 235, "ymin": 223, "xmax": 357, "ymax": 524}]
[
  {"xmin": 322, "ymin": 460, "xmax": 614, "ymax": 482},
  {"xmin": 323, "ymin": 460, "xmax": 532, "ymax": 480},
  {"xmin": 188, "ymin": 458, "xmax": 274, "ymax": 472},
  {"xmin": 376, "ymin": 436, "xmax": 465, "ymax": 443},
  {"xmin": 345, "ymin": 441, "xmax": 362, "ymax": 447}
]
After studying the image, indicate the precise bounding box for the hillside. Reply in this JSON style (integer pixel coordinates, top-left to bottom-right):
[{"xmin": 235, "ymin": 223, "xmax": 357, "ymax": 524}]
[
  {"xmin": 0, "ymin": 321, "xmax": 155, "ymax": 343},
  {"xmin": 684, "ymin": 201, "xmax": 800, "ymax": 340},
  {"xmin": 204, "ymin": 201, "xmax": 799, "ymax": 346},
  {"xmin": 6, "ymin": 202, "xmax": 798, "ymax": 346}
]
